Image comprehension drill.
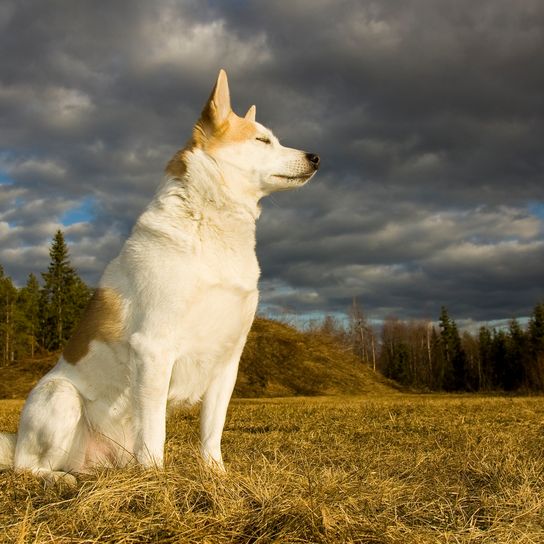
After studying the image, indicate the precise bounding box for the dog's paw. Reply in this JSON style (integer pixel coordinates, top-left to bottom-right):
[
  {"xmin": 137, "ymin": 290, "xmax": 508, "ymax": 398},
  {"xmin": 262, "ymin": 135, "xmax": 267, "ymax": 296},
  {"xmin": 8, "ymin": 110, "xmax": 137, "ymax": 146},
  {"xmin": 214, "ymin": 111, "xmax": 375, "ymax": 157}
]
[
  {"xmin": 201, "ymin": 454, "xmax": 226, "ymax": 474},
  {"xmin": 43, "ymin": 471, "xmax": 77, "ymax": 488}
]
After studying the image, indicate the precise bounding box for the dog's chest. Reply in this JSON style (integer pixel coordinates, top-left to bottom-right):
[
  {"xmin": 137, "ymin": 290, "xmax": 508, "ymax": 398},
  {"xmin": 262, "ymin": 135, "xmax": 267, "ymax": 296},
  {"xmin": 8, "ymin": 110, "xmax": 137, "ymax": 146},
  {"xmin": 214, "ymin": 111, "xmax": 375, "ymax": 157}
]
[
  {"xmin": 167, "ymin": 234, "xmax": 260, "ymax": 403},
  {"xmin": 189, "ymin": 237, "xmax": 259, "ymax": 350},
  {"xmin": 168, "ymin": 284, "xmax": 258, "ymax": 404}
]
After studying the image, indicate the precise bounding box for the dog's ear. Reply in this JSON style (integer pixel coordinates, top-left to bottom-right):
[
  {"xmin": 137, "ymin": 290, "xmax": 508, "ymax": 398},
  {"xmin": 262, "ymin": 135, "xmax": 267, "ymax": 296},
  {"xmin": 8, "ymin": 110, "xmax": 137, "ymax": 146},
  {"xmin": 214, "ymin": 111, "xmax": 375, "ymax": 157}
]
[
  {"xmin": 244, "ymin": 105, "xmax": 256, "ymax": 122},
  {"xmin": 207, "ymin": 69, "xmax": 231, "ymax": 125},
  {"xmin": 194, "ymin": 69, "xmax": 231, "ymax": 144}
]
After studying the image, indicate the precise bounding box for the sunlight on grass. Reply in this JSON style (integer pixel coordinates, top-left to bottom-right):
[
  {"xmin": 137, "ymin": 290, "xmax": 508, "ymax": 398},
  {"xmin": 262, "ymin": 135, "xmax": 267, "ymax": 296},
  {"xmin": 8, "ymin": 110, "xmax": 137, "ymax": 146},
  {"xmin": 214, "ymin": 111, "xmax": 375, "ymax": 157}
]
[{"xmin": 1, "ymin": 395, "xmax": 543, "ymax": 543}]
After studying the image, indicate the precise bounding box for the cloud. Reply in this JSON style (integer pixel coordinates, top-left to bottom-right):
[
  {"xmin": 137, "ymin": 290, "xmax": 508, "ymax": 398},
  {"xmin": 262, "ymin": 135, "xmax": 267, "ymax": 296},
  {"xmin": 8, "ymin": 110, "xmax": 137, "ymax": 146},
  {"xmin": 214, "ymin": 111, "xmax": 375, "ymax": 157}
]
[
  {"xmin": 0, "ymin": 0, "xmax": 543, "ymax": 324},
  {"xmin": 257, "ymin": 177, "xmax": 544, "ymax": 320}
]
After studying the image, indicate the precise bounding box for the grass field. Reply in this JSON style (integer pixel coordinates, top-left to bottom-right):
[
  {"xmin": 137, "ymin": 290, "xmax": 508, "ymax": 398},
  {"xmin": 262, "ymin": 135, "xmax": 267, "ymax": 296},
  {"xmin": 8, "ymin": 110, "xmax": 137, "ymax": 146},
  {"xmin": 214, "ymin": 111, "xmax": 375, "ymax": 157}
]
[{"xmin": 1, "ymin": 394, "xmax": 544, "ymax": 543}]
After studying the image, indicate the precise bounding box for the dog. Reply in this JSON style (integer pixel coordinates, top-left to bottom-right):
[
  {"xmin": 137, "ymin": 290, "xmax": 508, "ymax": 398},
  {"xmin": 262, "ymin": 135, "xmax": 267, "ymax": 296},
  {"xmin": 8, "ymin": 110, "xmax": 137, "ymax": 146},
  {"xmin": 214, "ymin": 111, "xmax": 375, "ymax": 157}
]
[{"xmin": 0, "ymin": 70, "xmax": 319, "ymax": 483}]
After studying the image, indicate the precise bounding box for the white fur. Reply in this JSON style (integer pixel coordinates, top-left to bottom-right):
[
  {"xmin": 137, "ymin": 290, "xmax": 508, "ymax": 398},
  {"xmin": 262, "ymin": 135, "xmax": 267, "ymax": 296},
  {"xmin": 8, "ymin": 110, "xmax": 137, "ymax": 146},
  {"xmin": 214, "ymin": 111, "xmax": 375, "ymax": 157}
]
[{"xmin": 0, "ymin": 71, "xmax": 319, "ymax": 480}]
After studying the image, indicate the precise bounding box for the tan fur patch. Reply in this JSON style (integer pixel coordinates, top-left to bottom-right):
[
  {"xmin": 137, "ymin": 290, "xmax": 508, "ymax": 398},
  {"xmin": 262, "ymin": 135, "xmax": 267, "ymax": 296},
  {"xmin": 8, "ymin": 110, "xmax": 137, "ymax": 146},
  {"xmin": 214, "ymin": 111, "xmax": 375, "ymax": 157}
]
[
  {"xmin": 198, "ymin": 112, "xmax": 257, "ymax": 151},
  {"xmin": 63, "ymin": 288, "xmax": 124, "ymax": 364},
  {"xmin": 165, "ymin": 148, "xmax": 188, "ymax": 178},
  {"xmin": 217, "ymin": 112, "xmax": 258, "ymax": 143}
]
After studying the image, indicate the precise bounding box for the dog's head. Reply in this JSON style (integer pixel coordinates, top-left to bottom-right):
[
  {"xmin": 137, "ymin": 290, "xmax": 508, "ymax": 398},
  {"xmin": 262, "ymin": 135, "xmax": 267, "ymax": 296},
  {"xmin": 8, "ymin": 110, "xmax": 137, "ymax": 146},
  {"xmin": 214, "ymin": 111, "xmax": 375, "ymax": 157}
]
[{"xmin": 189, "ymin": 70, "xmax": 319, "ymax": 195}]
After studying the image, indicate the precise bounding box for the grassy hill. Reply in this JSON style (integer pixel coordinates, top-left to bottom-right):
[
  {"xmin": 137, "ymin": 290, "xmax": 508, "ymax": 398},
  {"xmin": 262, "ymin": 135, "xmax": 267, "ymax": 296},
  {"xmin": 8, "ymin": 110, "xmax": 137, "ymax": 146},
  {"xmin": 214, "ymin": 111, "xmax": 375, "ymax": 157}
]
[
  {"xmin": 0, "ymin": 354, "xmax": 58, "ymax": 400},
  {"xmin": 236, "ymin": 318, "xmax": 393, "ymax": 397},
  {"xmin": 0, "ymin": 317, "xmax": 394, "ymax": 400}
]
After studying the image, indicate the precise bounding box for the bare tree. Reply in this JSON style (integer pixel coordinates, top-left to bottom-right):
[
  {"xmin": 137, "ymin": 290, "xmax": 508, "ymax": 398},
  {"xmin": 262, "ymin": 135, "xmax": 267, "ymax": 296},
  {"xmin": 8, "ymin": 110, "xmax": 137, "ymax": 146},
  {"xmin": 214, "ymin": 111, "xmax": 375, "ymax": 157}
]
[{"xmin": 349, "ymin": 298, "xmax": 377, "ymax": 370}]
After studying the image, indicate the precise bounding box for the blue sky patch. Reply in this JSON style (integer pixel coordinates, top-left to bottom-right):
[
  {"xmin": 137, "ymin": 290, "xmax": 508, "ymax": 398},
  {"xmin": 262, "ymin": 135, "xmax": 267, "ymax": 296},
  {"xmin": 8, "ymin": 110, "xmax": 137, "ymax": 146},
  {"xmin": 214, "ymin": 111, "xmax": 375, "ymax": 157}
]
[
  {"xmin": 0, "ymin": 170, "xmax": 14, "ymax": 185},
  {"xmin": 61, "ymin": 196, "xmax": 96, "ymax": 225},
  {"xmin": 528, "ymin": 202, "xmax": 544, "ymax": 220}
]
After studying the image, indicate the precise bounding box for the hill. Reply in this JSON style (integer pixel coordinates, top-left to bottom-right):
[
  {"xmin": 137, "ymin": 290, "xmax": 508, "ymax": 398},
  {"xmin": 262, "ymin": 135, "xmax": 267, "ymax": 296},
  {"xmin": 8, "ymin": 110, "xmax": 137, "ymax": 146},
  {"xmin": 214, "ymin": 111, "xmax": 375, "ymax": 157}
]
[
  {"xmin": 236, "ymin": 318, "xmax": 394, "ymax": 396},
  {"xmin": 0, "ymin": 317, "xmax": 395, "ymax": 399},
  {"xmin": 0, "ymin": 354, "xmax": 58, "ymax": 400}
]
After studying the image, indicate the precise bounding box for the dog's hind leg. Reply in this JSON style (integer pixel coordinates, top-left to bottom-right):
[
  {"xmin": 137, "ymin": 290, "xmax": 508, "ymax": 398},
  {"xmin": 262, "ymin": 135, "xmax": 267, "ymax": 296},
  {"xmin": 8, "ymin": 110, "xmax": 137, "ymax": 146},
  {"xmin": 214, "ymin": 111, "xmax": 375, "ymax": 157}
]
[{"xmin": 14, "ymin": 378, "xmax": 87, "ymax": 484}]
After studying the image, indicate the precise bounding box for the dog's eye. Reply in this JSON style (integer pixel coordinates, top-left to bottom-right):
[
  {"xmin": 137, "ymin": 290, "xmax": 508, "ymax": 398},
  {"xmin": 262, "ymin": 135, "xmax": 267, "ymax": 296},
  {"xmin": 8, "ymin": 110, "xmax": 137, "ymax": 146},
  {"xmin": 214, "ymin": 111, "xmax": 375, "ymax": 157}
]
[{"xmin": 256, "ymin": 136, "xmax": 271, "ymax": 144}]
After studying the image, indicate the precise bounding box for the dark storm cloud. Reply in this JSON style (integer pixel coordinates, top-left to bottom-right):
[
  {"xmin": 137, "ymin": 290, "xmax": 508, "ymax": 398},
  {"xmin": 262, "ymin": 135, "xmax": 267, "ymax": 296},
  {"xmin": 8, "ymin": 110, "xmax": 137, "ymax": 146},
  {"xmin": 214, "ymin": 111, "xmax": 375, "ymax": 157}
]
[
  {"xmin": 1, "ymin": 0, "xmax": 543, "ymax": 324},
  {"xmin": 213, "ymin": 0, "xmax": 544, "ymax": 203}
]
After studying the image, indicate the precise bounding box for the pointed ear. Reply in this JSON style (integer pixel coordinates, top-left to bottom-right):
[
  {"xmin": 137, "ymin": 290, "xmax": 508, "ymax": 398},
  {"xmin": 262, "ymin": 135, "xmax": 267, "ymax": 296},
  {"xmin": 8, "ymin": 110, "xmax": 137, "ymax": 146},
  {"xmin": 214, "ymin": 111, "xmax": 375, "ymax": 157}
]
[
  {"xmin": 244, "ymin": 105, "xmax": 256, "ymax": 122},
  {"xmin": 200, "ymin": 69, "xmax": 231, "ymax": 127}
]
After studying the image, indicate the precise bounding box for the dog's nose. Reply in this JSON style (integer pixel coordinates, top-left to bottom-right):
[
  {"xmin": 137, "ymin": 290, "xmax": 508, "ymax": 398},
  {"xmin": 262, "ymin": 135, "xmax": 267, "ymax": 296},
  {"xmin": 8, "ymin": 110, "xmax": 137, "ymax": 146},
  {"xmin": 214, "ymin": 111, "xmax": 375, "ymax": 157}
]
[{"xmin": 306, "ymin": 153, "xmax": 320, "ymax": 169}]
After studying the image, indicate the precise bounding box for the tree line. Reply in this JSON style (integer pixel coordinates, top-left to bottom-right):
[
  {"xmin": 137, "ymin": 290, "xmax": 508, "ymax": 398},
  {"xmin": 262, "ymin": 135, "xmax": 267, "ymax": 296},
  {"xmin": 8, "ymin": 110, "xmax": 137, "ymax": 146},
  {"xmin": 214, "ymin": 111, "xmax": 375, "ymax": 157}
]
[
  {"xmin": 2, "ymin": 232, "xmax": 543, "ymax": 393},
  {"xmin": 0, "ymin": 230, "xmax": 91, "ymax": 364},
  {"xmin": 321, "ymin": 300, "xmax": 544, "ymax": 392}
]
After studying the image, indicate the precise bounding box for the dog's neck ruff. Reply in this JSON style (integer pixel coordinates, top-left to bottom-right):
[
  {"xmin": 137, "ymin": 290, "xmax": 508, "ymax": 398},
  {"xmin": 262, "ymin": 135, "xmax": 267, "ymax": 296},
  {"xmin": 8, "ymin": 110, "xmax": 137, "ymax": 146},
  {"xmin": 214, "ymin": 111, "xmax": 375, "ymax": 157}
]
[{"xmin": 135, "ymin": 147, "xmax": 260, "ymax": 243}]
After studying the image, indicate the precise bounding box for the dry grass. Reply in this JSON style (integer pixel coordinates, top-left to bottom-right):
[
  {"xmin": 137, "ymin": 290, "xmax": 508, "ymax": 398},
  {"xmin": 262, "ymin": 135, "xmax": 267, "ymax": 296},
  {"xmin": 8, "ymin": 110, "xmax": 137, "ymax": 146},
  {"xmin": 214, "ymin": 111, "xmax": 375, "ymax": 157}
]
[{"xmin": 1, "ymin": 394, "xmax": 544, "ymax": 543}]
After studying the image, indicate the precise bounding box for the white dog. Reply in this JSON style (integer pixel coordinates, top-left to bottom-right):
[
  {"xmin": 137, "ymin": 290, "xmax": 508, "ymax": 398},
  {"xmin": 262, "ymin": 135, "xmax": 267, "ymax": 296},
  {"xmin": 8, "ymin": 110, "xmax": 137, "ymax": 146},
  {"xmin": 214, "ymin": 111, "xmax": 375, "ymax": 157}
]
[{"xmin": 0, "ymin": 70, "xmax": 319, "ymax": 483}]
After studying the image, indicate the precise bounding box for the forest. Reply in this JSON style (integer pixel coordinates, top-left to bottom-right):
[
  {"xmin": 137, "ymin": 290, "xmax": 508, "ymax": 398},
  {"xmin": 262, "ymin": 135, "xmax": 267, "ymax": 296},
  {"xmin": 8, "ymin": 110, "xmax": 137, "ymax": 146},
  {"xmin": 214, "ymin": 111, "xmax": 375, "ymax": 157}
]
[
  {"xmin": 0, "ymin": 230, "xmax": 91, "ymax": 364},
  {"xmin": 1, "ymin": 230, "xmax": 543, "ymax": 392},
  {"xmin": 330, "ymin": 299, "xmax": 544, "ymax": 392}
]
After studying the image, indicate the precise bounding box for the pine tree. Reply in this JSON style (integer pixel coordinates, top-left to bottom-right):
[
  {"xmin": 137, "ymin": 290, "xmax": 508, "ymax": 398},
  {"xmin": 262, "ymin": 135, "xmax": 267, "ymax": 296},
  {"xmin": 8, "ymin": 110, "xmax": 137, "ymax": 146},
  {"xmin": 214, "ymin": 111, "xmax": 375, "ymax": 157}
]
[
  {"xmin": 505, "ymin": 319, "xmax": 526, "ymax": 391},
  {"xmin": 491, "ymin": 329, "xmax": 509, "ymax": 390},
  {"xmin": 438, "ymin": 307, "xmax": 467, "ymax": 391},
  {"xmin": 438, "ymin": 307, "xmax": 455, "ymax": 390},
  {"xmin": 430, "ymin": 326, "xmax": 444, "ymax": 389},
  {"xmin": 40, "ymin": 230, "xmax": 91, "ymax": 350},
  {"xmin": 65, "ymin": 274, "xmax": 92, "ymax": 340},
  {"xmin": 527, "ymin": 302, "xmax": 544, "ymax": 390},
  {"xmin": 528, "ymin": 302, "xmax": 544, "ymax": 355}
]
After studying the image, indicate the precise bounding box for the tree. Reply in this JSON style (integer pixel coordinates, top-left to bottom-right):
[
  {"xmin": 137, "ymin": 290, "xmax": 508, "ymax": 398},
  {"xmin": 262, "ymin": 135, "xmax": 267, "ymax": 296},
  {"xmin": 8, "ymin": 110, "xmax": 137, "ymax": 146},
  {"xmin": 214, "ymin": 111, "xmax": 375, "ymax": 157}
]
[
  {"xmin": 40, "ymin": 230, "xmax": 91, "ymax": 350},
  {"xmin": 504, "ymin": 319, "xmax": 526, "ymax": 391},
  {"xmin": 380, "ymin": 316, "xmax": 401, "ymax": 382},
  {"xmin": 430, "ymin": 325, "xmax": 445, "ymax": 389},
  {"xmin": 0, "ymin": 265, "xmax": 17, "ymax": 365},
  {"xmin": 461, "ymin": 330, "xmax": 480, "ymax": 391},
  {"xmin": 528, "ymin": 302, "xmax": 544, "ymax": 356},
  {"xmin": 315, "ymin": 314, "xmax": 346, "ymax": 342},
  {"xmin": 379, "ymin": 317, "xmax": 439, "ymax": 389},
  {"xmin": 527, "ymin": 302, "xmax": 544, "ymax": 390},
  {"xmin": 405, "ymin": 320, "xmax": 434, "ymax": 388},
  {"xmin": 18, "ymin": 273, "xmax": 41, "ymax": 357},
  {"xmin": 65, "ymin": 274, "xmax": 92, "ymax": 341},
  {"xmin": 478, "ymin": 326, "xmax": 494, "ymax": 389},
  {"xmin": 380, "ymin": 317, "xmax": 412, "ymax": 385},
  {"xmin": 348, "ymin": 298, "xmax": 377, "ymax": 370},
  {"xmin": 438, "ymin": 307, "xmax": 467, "ymax": 391},
  {"xmin": 491, "ymin": 329, "xmax": 509, "ymax": 390}
]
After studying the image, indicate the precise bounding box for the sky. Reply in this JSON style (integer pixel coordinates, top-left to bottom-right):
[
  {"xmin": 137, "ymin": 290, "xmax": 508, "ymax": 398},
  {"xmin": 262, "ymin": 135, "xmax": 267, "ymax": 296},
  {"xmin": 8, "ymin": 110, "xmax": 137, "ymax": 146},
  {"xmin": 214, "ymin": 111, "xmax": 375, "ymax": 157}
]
[{"xmin": 1, "ymin": 0, "xmax": 543, "ymax": 328}]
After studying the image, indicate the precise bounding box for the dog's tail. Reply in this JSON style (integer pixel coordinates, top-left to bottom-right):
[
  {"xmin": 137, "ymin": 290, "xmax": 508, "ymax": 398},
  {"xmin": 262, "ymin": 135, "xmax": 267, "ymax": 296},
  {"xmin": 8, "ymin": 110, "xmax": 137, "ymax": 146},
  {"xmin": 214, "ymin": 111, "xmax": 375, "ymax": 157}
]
[{"xmin": 0, "ymin": 432, "xmax": 17, "ymax": 469}]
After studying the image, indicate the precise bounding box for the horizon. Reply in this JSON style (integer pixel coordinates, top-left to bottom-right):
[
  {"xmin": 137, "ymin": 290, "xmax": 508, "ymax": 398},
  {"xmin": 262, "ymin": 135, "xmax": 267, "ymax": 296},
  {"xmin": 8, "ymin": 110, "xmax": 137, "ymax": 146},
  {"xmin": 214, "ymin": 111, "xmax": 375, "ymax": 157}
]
[
  {"xmin": 1, "ymin": 1, "xmax": 543, "ymax": 325},
  {"xmin": 2, "ymin": 228, "xmax": 536, "ymax": 337}
]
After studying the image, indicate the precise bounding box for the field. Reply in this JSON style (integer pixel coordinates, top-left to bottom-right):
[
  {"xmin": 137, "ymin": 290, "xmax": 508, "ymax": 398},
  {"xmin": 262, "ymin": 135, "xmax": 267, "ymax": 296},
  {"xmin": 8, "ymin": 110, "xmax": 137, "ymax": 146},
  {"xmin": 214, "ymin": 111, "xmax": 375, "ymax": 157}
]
[{"xmin": 1, "ymin": 394, "xmax": 543, "ymax": 543}]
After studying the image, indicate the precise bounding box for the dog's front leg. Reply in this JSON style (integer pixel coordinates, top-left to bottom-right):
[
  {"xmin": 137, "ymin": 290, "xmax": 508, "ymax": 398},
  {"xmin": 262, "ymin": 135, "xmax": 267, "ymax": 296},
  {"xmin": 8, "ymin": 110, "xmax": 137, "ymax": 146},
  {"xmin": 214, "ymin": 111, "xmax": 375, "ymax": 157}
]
[
  {"xmin": 200, "ymin": 345, "xmax": 243, "ymax": 470},
  {"xmin": 130, "ymin": 333, "xmax": 174, "ymax": 468}
]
